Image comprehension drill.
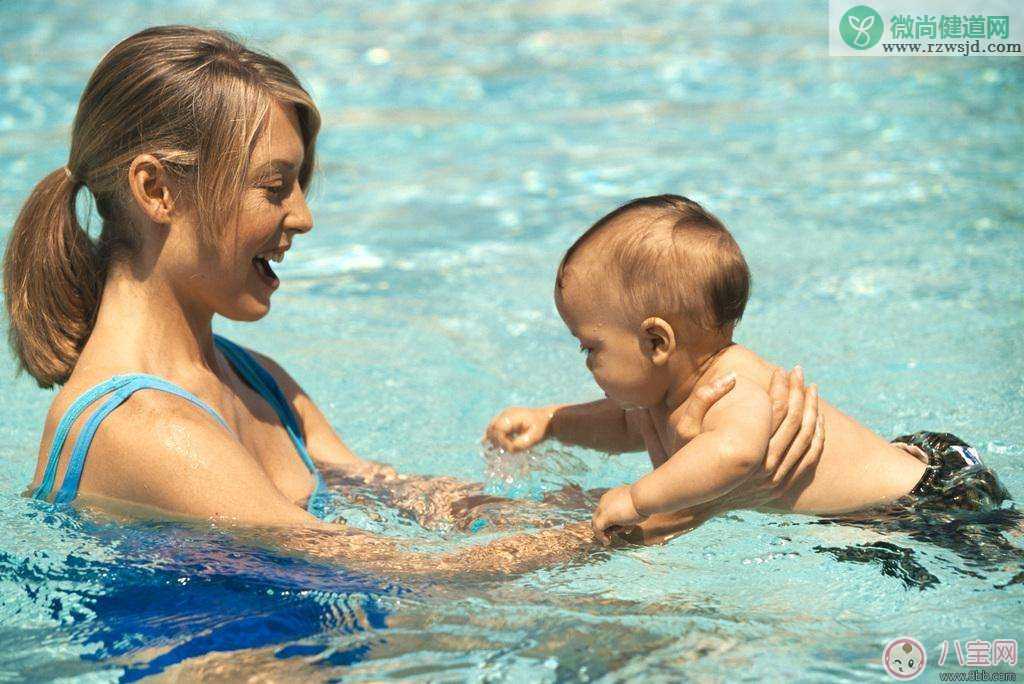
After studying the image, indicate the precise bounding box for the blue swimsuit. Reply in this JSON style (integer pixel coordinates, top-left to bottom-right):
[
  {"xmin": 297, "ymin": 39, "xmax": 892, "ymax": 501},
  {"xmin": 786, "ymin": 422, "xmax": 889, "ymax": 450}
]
[{"xmin": 31, "ymin": 335, "xmax": 326, "ymax": 515}]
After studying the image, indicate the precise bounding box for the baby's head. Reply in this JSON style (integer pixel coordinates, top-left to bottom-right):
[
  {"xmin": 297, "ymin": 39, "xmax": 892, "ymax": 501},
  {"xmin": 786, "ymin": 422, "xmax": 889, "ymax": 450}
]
[{"xmin": 554, "ymin": 195, "xmax": 750, "ymax": 408}]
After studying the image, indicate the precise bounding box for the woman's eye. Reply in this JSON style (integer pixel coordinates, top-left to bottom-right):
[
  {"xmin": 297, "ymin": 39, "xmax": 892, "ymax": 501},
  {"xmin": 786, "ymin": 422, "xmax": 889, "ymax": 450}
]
[
  {"xmin": 578, "ymin": 343, "xmax": 591, "ymax": 355},
  {"xmin": 257, "ymin": 177, "xmax": 288, "ymax": 198}
]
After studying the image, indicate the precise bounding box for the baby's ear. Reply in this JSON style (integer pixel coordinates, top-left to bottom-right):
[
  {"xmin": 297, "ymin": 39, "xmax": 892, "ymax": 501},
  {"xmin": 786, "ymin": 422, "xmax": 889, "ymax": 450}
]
[{"xmin": 641, "ymin": 317, "xmax": 675, "ymax": 365}]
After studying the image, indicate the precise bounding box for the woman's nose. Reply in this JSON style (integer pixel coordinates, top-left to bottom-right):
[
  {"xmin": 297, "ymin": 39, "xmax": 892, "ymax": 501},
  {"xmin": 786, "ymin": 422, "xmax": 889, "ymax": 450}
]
[{"xmin": 284, "ymin": 186, "xmax": 313, "ymax": 234}]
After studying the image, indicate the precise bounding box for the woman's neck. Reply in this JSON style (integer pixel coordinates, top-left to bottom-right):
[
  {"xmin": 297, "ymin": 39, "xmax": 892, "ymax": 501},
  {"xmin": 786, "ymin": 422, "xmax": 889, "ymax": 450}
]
[{"xmin": 78, "ymin": 260, "xmax": 221, "ymax": 379}]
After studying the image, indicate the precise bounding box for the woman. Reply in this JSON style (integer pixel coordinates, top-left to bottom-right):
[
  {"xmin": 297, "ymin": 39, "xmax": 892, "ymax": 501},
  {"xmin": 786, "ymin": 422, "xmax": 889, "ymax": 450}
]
[{"xmin": 3, "ymin": 26, "xmax": 822, "ymax": 575}]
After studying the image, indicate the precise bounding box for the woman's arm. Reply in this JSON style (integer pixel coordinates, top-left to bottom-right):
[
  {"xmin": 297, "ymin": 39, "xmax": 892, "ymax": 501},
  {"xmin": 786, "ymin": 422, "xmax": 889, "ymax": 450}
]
[
  {"xmin": 246, "ymin": 349, "xmax": 397, "ymax": 480},
  {"xmin": 245, "ymin": 349, "xmax": 576, "ymax": 529},
  {"xmin": 270, "ymin": 520, "xmax": 598, "ymax": 579},
  {"xmin": 88, "ymin": 401, "xmax": 596, "ymax": 578}
]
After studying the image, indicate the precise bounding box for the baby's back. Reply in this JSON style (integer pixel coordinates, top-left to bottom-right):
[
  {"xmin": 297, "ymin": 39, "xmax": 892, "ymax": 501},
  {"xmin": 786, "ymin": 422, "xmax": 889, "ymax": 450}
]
[{"xmin": 714, "ymin": 346, "xmax": 927, "ymax": 515}]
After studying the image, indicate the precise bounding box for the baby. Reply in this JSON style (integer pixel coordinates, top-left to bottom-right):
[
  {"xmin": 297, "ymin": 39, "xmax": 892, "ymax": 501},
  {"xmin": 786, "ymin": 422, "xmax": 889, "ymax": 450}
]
[{"xmin": 488, "ymin": 195, "xmax": 1010, "ymax": 543}]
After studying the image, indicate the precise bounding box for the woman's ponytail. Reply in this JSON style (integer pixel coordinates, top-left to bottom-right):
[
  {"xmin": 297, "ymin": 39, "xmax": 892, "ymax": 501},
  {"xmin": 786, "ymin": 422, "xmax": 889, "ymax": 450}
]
[
  {"xmin": 3, "ymin": 26, "xmax": 321, "ymax": 389},
  {"xmin": 3, "ymin": 167, "xmax": 103, "ymax": 388}
]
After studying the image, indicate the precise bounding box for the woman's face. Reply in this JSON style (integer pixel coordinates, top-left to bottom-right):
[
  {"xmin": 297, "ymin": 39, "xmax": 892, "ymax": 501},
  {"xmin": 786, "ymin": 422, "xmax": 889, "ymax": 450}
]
[{"xmin": 173, "ymin": 100, "xmax": 313, "ymax": 321}]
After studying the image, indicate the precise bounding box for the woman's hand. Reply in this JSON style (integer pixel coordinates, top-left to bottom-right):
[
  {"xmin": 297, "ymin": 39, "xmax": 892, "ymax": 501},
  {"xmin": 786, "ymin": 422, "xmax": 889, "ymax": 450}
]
[
  {"xmin": 679, "ymin": 366, "xmax": 823, "ymax": 512},
  {"xmin": 746, "ymin": 366, "xmax": 825, "ymax": 506},
  {"xmin": 344, "ymin": 459, "xmax": 400, "ymax": 484},
  {"xmin": 484, "ymin": 406, "xmax": 555, "ymax": 452}
]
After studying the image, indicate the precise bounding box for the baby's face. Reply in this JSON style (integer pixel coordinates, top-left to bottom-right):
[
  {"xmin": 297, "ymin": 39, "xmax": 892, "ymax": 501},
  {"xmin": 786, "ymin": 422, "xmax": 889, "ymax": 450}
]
[{"xmin": 555, "ymin": 278, "xmax": 666, "ymax": 409}]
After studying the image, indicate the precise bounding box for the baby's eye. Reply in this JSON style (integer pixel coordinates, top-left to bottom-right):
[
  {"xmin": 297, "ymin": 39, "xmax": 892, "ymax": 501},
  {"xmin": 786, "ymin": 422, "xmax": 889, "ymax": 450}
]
[{"xmin": 578, "ymin": 343, "xmax": 591, "ymax": 355}]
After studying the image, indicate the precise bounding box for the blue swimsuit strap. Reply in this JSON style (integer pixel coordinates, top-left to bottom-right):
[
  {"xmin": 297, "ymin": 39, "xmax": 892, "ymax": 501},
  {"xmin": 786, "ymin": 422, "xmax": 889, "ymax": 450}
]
[
  {"xmin": 33, "ymin": 374, "xmax": 231, "ymax": 503},
  {"xmin": 213, "ymin": 335, "xmax": 325, "ymax": 510}
]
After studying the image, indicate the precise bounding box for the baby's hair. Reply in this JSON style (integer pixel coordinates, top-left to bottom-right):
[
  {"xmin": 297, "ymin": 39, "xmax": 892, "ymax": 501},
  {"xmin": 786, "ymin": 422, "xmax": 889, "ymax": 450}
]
[{"xmin": 556, "ymin": 194, "xmax": 750, "ymax": 333}]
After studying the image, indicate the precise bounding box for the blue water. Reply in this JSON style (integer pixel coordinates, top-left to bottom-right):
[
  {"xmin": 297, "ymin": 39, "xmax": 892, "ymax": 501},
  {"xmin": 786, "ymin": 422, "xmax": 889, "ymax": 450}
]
[{"xmin": 1, "ymin": 0, "xmax": 1023, "ymax": 680}]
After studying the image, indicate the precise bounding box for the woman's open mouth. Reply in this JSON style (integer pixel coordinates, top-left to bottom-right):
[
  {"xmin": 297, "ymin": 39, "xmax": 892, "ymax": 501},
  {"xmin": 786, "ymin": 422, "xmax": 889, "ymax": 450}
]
[{"xmin": 252, "ymin": 249, "xmax": 285, "ymax": 289}]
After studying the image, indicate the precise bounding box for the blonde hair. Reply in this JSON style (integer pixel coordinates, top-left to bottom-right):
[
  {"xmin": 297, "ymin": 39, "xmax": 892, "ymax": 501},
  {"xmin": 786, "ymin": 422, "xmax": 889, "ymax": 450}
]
[
  {"xmin": 556, "ymin": 195, "xmax": 750, "ymax": 333},
  {"xmin": 3, "ymin": 25, "xmax": 321, "ymax": 388}
]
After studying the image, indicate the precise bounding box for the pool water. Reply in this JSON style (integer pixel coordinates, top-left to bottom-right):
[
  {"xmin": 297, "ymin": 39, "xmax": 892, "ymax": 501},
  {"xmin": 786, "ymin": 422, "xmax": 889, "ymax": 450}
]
[{"xmin": 2, "ymin": 0, "xmax": 1022, "ymax": 680}]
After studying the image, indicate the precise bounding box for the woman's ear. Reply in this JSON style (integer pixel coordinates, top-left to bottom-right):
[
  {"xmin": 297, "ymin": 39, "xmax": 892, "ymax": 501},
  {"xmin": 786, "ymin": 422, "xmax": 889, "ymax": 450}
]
[
  {"xmin": 641, "ymin": 317, "xmax": 676, "ymax": 366},
  {"xmin": 127, "ymin": 154, "xmax": 175, "ymax": 225}
]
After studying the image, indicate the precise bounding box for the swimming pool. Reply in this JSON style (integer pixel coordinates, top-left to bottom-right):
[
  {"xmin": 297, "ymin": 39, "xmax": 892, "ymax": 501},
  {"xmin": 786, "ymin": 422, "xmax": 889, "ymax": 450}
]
[{"xmin": 1, "ymin": 0, "xmax": 1022, "ymax": 680}]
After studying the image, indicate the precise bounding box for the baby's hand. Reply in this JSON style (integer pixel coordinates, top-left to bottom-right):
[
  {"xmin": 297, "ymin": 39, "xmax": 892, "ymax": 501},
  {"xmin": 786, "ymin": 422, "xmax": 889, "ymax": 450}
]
[
  {"xmin": 484, "ymin": 406, "xmax": 554, "ymax": 452},
  {"xmin": 592, "ymin": 485, "xmax": 647, "ymax": 545}
]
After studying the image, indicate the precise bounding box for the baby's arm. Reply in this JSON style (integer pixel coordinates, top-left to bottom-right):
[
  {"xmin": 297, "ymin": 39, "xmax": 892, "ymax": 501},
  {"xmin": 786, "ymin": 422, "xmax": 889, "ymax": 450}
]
[
  {"xmin": 486, "ymin": 398, "xmax": 642, "ymax": 453},
  {"xmin": 592, "ymin": 377, "xmax": 771, "ymax": 542},
  {"xmin": 485, "ymin": 374, "xmax": 739, "ymax": 454},
  {"xmin": 635, "ymin": 377, "xmax": 772, "ymax": 512}
]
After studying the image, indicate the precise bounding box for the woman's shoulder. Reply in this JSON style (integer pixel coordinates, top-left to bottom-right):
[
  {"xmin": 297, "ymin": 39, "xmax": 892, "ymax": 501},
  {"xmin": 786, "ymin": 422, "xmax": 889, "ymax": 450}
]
[
  {"xmin": 34, "ymin": 368, "xmax": 232, "ymax": 501},
  {"xmin": 219, "ymin": 339, "xmax": 315, "ymax": 427},
  {"xmin": 42, "ymin": 382, "xmax": 313, "ymax": 524},
  {"xmin": 40, "ymin": 366, "xmax": 138, "ymax": 443},
  {"xmin": 43, "ymin": 363, "xmax": 211, "ymax": 432},
  {"xmin": 225, "ymin": 340, "xmax": 302, "ymax": 398}
]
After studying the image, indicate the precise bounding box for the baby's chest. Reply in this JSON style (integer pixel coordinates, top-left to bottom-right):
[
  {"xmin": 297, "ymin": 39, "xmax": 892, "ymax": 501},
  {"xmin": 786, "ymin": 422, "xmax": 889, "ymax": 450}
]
[{"xmin": 636, "ymin": 410, "xmax": 689, "ymax": 466}]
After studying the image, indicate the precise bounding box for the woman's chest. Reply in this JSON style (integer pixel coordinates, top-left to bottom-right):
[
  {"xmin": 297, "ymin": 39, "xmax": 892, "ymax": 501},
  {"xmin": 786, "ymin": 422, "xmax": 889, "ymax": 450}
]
[{"xmin": 222, "ymin": 390, "xmax": 314, "ymax": 506}]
